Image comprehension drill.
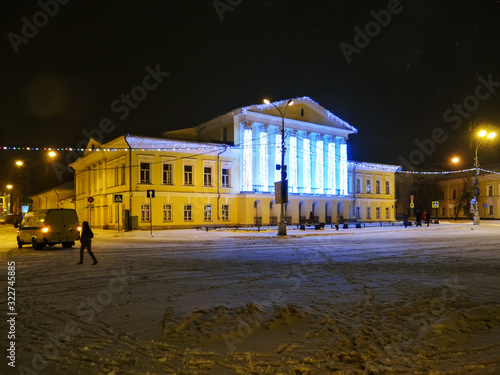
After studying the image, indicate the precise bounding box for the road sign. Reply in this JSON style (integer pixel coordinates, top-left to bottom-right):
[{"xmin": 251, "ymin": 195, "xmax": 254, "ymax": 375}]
[
  {"xmin": 147, "ymin": 189, "xmax": 155, "ymax": 198},
  {"xmin": 471, "ymin": 198, "xmax": 477, "ymax": 204},
  {"xmin": 114, "ymin": 194, "xmax": 123, "ymax": 203},
  {"xmin": 410, "ymin": 203, "xmax": 415, "ymax": 208},
  {"xmin": 432, "ymin": 201, "xmax": 439, "ymax": 208},
  {"xmin": 87, "ymin": 196, "xmax": 94, "ymax": 203},
  {"xmin": 483, "ymin": 203, "xmax": 488, "ymax": 208}
]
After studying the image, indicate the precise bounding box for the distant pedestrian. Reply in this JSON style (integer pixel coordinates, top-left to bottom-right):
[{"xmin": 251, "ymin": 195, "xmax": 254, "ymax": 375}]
[
  {"xmin": 403, "ymin": 214, "xmax": 409, "ymax": 228},
  {"xmin": 335, "ymin": 214, "xmax": 340, "ymax": 230},
  {"xmin": 309, "ymin": 211, "xmax": 314, "ymax": 223},
  {"xmin": 415, "ymin": 210, "xmax": 422, "ymax": 227},
  {"xmin": 425, "ymin": 210, "xmax": 431, "ymax": 227},
  {"xmin": 77, "ymin": 221, "xmax": 98, "ymax": 265}
]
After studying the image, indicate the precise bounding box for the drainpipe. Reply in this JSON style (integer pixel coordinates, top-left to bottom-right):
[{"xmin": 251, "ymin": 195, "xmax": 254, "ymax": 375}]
[
  {"xmin": 352, "ymin": 161, "xmax": 359, "ymax": 219},
  {"xmin": 217, "ymin": 146, "xmax": 227, "ymax": 220},
  {"xmin": 125, "ymin": 136, "xmax": 133, "ymax": 230}
]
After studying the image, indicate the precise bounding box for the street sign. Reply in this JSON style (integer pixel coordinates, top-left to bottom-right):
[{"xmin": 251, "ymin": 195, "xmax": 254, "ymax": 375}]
[
  {"xmin": 410, "ymin": 203, "xmax": 415, "ymax": 208},
  {"xmin": 147, "ymin": 189, "xmax": 155, "ymax": 198},
  {"xmin": 471, "ymin": 198, "xmax": 477, "ymax": 204},
  {"xmin": 483, "ymin": 203, "xmax": 488, "ymax": 208},
  {"xmin": 432, "ymin": 201, "xmax": 439, "ymax": 208},
  {"xmin": 114, "ymin": 194, "xmax": 123, "ymax": 203},
  {"xmin": 87, "ymin": 196, "xmax": 94, "ymax": 203}
]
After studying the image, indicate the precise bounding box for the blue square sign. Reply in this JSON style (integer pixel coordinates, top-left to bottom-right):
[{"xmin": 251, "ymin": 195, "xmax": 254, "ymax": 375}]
[
  {"xmin": 114, "ymin": 194, "xmax": 123, "ymax": 203},
  {"xmin": 147, "ymin": 190, "xmax": 155, "ymax": 198}
]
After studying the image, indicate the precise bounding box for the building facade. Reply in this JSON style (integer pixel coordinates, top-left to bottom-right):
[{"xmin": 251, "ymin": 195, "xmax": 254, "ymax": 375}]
[{"xmin": 69, "ymin": 97, "xmax": 400, "ymax": 229}]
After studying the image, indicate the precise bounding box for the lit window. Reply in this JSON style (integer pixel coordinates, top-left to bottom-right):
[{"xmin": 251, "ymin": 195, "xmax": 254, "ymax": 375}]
[
  {"xmin": 366, "ymin": 180, "xmax": 371, "ymax": 194},
  {"xmin": 163, "ymin": 204, "xmax": 172, "ymax": 222},
  {"xmin": 163, "ymin": 163, "xmax": 173, "ymax": 185},
  {"xmin": 184, "ymin": 204, "xmax": 192, "ymax": 221},
  {"xmin": 204, "ymin": 205, "xmax": 212, "ymax": 221},
  {"xmin": 221, "ymin": 204, "xmax": 229, "ymax": 221},
  {"xmin": 141, "ymin": 204, "xmax": 150, "ymax": 222},
  {"xmin": 140, "ymin": 162, "xmax": 151, "ymax": 184},
  {"xmin": 184, "ymin": 165, "xmax": 193, "ymax": 186}
]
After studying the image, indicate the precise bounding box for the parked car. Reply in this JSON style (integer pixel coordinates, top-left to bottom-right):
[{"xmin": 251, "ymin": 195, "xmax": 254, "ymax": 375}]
[{"xmin": 17, "ymin": 209, "xmax": 81, "ymax": 250}]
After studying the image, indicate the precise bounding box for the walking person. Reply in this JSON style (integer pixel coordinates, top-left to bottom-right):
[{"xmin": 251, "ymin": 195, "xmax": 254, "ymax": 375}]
[
  {"xmin": 77, "ymin": 221, "xmax": 98, "ymax": 265},
  {"xmin": 425, "ymin": 210, "xmax": 431, "ymax": 227},
  {"xmin": 415, "ymin": 210, "xmax": 422, "ymax": 227}
]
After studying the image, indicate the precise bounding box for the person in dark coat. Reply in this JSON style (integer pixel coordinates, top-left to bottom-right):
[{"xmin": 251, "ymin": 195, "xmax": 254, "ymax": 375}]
[
  {"xmin": 415, "ymin": 210, "xmax": 422, "ymax": 227},
  {"xmin": 77, "ymin": 221, "xmax": 98, "ymax": 265},
  {"xmin": 425, "ymin": 210, "xmax": 431, "ymax": 227}
]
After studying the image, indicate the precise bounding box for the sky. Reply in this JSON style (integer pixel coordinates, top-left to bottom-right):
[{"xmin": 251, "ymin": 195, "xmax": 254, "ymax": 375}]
[{"xmin": 1, "ymin": 0, "xmax": 500, "ymax": 192}]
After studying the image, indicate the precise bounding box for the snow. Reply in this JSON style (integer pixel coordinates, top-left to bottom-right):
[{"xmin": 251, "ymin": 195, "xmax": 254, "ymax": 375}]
[{"xmin": 1, "ymin": 222, "xmax": 500, "ymax": 374}]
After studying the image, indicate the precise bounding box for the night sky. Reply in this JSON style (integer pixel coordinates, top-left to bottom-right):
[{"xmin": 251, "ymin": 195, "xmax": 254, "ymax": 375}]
[{"xmin": 1, "ymin": 0, "xmax": 500, "ymax": 192}]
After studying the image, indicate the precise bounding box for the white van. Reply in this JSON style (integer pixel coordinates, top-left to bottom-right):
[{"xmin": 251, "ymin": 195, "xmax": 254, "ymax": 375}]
[{"xmin": 17, "ymin": 209, "xmax": 81, "ymax": 250}]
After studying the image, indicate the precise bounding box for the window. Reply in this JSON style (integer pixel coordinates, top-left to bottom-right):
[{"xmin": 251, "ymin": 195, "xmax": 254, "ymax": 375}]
[
  {"xmin": 376, "ymin": 207, "xmax": 381, "ymax": 219},
  {"xmin": 204, "ymin": 166, "xmax": 213, "ymax": 186},
  {"xmin": 114, "ymin": 166, "xmax": 119, "ymax": 186},
  {"xmin": 204, "ymin": 205, "xmax": 212, "ymax": 221},
  {"xmin": 163, "ymin": 204, "xmax": 172, "ymax": 222},
  {"xmin": 141, "ymin": 204, "xmax": 150, "ymax": 222},
  {"xmin": 385, "ymin": 181, "xmax": 390, "ymax": 195},
  {"xmin": 221, "ymin": 204, "xmax": 229, "ymax": 221},
  {"xmin": 366, "ymin": 207, "xmax": 371, "ymax": 219},
  {"xmin": 355, "ymin": 206, "xmax": 361, "ymax": 219},
  {"xmin": 184, "ymin": 165, "xmax": 193, "ymax": 186},
  {"xmin": 184, "ymin": 204, "xmax": 192, "ymax": 221},
  {"xmin": 221, "ymin": 168, "xmax": 230, "ymax": 187},
  {"xmin": 385, "ymin": 207, "xmax": 390, "ymax": 219},
  {"xmin": 439, "ymin": 191, "xmax": 445, "ymax": 200},
  {"xmin": 163, "ymin": 163, "xmax": 173, "ymax": 185},
  {"xmin": 375, "ymin": 180, "xmax": 381, "ymax": 194},
  {"xmin": 355, "ymin": 178, "xmax": 361, "ymax": 194},
  {"xmin": 121, "ymin": 163, "xmax": 126, "ymax": 185},
  {"xmin": 140, "ymin": 162, "xmax": 151, "ymax": 184},
  {"xmin": 489, "ymin": 205, "xmax": 493, "ymax": 215},
  {"xmin": 452, "ymin": 189, "xmax": 457, "ymax": 199},
  {"xmin": 488, "ymin": 185, "xmax": 493, "ymax": 197},
  {"xmin": 366, "ymin": 180, "xmax": 371, "ymax": 194}
]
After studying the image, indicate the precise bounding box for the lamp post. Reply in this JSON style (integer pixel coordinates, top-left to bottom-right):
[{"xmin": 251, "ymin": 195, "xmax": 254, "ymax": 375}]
[
  {"xmin": 473, "ymin": 130, "xmax": 496, "ymax": 225},
  {"xmin": 263, "ymin": 98, "xmax": 293, "ymax": 236}
]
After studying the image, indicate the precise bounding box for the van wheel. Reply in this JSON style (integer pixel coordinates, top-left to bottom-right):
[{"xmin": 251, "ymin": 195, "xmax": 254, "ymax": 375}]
[
  {"xmin": 32, "ymin": 239, "xmax": 43, "ymax": 250},
  {"xmin": 17, "ymin": 237, "xmax": 23, "ymax": 249}
]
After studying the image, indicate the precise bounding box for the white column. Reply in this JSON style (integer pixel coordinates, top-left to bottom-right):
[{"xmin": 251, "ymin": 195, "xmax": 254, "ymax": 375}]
[
  {"xmin": 327, "ymin": 136, "xmax": 336, "ymax": 195},
  {"xmin": 242, "ymin": 122, "xmax": 253, "ymax": 191},
  {"xmin": 339, "ymin": 138, "xmax": 348, "ymax": 196},
  {"xmin": 259, "ymin": 125, "xmax": 268, "ymax": 192},
  {"xmin": 289, "ymin": 130, "xmax": 297, "ymax": 193},
  {"xmin": 303, "ymin": 132, "xmax": 311, "ymax": 194},
  {"xmin": 315, "ymin": 134, "xmax": 324, "ymax": 195}
]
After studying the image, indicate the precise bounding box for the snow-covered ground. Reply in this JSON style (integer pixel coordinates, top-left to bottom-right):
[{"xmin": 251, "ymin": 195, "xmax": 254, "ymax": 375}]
[{"xmin": 1, "ymin": 222, "xmax": 500, "ymax": 374}]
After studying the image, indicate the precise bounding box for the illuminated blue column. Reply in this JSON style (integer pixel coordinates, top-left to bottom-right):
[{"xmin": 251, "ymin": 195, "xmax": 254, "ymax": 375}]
[
  {"xmin": 315, "ymin": 134, "xmax": 324, "ymax": 195},
  {"xmin": 303, "ymin": 132, "xmax": 311, "ymax": 194},
  {"xmin": 339, "ymin": 138, "xmax": 348, "ymax": 195},
  {"xmin": 242, "ymin": 123, "xmax": 253, "ymax": 191},
  {"xmin": 289, "ymin": 130, "xmax": 297, "ymax": 193},
  {"xmin": 327, "ymin": 136, "xmax": 336, "ymax": 195},
  {"xmin": 259, "ymin": 125, "xmax": 268, "ymax": 192}
]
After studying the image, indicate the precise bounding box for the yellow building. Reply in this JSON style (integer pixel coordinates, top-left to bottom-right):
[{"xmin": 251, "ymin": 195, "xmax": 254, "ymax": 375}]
[{"xmin": 69, "ymin": 97, "xmax": 399, "ymax": 229}]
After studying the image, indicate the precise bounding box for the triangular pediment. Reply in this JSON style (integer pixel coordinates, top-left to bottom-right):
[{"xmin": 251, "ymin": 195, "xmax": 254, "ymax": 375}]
[{"xmin": 241, "ymin": 96, "xmax": 357, "ymax": 133}]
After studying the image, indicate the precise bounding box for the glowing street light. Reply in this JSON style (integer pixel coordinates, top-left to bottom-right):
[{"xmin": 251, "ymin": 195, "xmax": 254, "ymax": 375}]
[
  {"xmin": 15, "ymin": 160, "xmax": 23, "ymax": 167},
  {"xmin": 451, "ymin": 156, "xmax": 460, "ymax": 164},
  {"xmin": 6, "ymin": 184, "xmax": 13, "ymax": 190},
  {"xmin": 263, "ymin": 98, "xmax": 294, "ymax": 236},
  {"xmin": 473, "ymin": 129, "xmax": 496, "ymax": 225},
  {"xmin": 48, "ymin": 151, "xmax": 57, "ymax": 158}
]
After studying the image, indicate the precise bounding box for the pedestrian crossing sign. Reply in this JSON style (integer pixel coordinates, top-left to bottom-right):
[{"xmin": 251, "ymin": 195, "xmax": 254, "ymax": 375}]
[{"xmin": 114, "ymin": 194, "xmax": 123, "ymax": 203}]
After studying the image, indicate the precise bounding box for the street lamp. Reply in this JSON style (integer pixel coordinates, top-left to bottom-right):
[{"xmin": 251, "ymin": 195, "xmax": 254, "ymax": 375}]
[
  {"xmin": 451, "ymin": 156, "xmax": 460, "ymax": 164},
  {"xmin": 263, "ymin": 98, "xmax": 294, "ymax": 236},
  {"xmin": 473, "ymin": 129, "xmax": 496, "ymax": 225}
]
